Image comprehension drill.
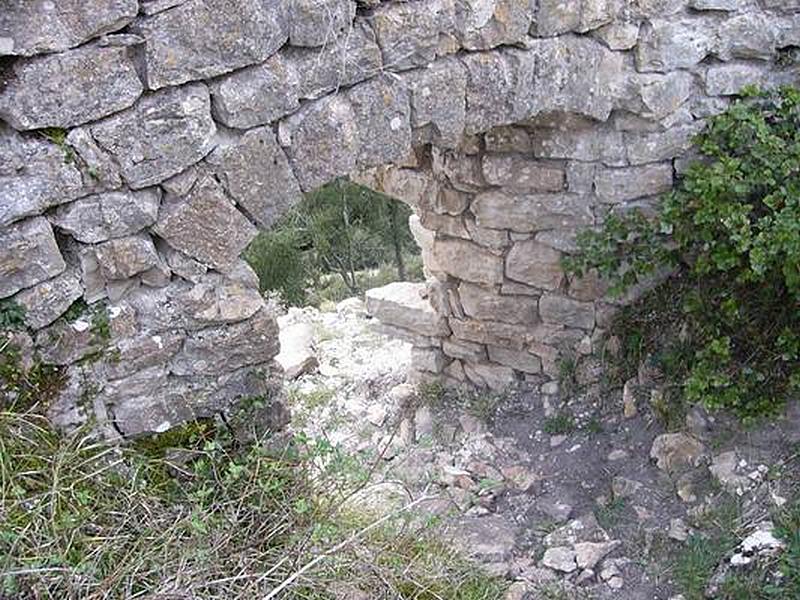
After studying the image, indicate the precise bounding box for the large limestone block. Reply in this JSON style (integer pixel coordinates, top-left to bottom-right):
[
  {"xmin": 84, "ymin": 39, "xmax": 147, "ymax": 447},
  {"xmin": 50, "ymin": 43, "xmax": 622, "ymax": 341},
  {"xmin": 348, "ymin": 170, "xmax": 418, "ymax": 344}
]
[
  {"xmin": 531, "ymin": 124, "xmax": 626, "ymax": 166},
  {"xmin": 536, "ymin": 0, "xmax": 616, "ymax": 36},
  {"xmin": 176, "ymin": 268, "xmax": 265, "ymax": 326},
  {"xmin": 210, "ymin": 53, "xmax": 300, "ymax": 128},
  {"xmin": 104, "ymin": 331, "xmax": 185, "ymax": 380},
  {"xmin": 279, "ymin": 95, "xmax": 359, "ymax": 190},
  {"xmin": 0, "ymin": 0, "xmax": 138, "ymax": 56},
  {"xmin": 717, "ymin": 14, "xmax": 778, "ymax": 61},
  {"xmin": 276, "ymin": 320, "xmax": 318, "ymax": 379},
  {"xmin": 450, "ymin": 318, "xmax": 529, "ymax": 350},
  {"xmin": 291, "ymin": 20, "xmax": 383, "ymax": 98},
  {"xmin": 211, "ymin": 20, "xmax": 381, "ymax": 129},
  {"xmin": 432, "ymin": 238, "xmax": 504, "ymax": 284},
  {"xmin": 14, "ymin": 269, "xmax": 83, "ymax": 329},
  {"xmin": 281, "ymin": 77, "xmax": 410, "ymax": 189},
  {"xmin": 594, "ymin": 164, "xmax": 673, "ymax": 203},
  {"xmin": 136, "ymin": 0, "xmax": 289, "ymax": 89},
  {"xmin": 369, "ymin": 0, "xmax": 454, "ymax": 71},
  {"xmin": 539, "ymin": 293, "xmax": 595, "ymax": 330},
  {"xmin": 505, "ymin": 240, "xmax": 564, "ymax": 290},
  {"xmin": 411, "ymin": 346, "xmax": 449, "ymax": 373},
  {"xmin": 472, "ymin": 191, "xmax": 594, "ymax": 233},
  {"xmin": 443, "ymin": 338, "xmax": 487, "ymax": 362},
  {"xmin": 0, "ymin": 126, "xmax": 94, "ymax": 227},
  {"xmin": 365, "ymin": 282, "xmax": 450, "ymax": 336},
  {"xmin": 0, "ymin": 217, "xmax": 65, "ymax": 299},
  {"xmin": 458, "ymin": 282, "xmax": 539, "ymax": 326},
  {"xmin": 0, "ymin": 44, "xmax": 143, "ymax": 130},
  {"xmin": 456, "ymin": 0, "xmax": 535, "ymax": 50},
  {"xmin": 122, "ymin": 270, "xmax": 264, "ymax": 333},
  {"xmin": 706, "ymin": 64, "xmax": 767, "ymax": 96},
  {"xmin": 94, "ymin": 234, "xmax": 160, "ymax": 280},
  {"xmin": 348, "ymin": 78, "xmax": 413, "ymax": 169},
  {"xmin": 636, "ymin": 19, "xmax": 715, "ymax": 72},
  {"xmin": 154, "ymin": 177, "xmax": 258, "ymax": 271},
  {"xmin": 288, "ymin": 0, "xmax": 356, "ymax": 47},
  {"xmin": 403, "ymin": 59, "xmax": 467, "ymax": 148},
  {"xmin": 464, "ymin": 361, "xmax": 515, "ymax": 390},
  {"xmin": 488, "ymin": 345, "xmax": 542, "ymax": 374},
  {"xmin": 634, "ymin": 71, "xmax": 695, "ymax": 121},
  {"xmin": 462, "ymin": 37, "xmax": 620, "ymax": 134},
  {"xmin": 90, "ymin": 84, "xmax": 217, "ymax": 189},
  {"xmin": 50, "ymin": 189, "xmax": 161, "ymax": 244},
  {"xmin": 170, "ymin": 309, "xmax": 280, "ymax": 376},
  {"xmin": 482, "ymin": 155, "xmax": 565, "ymax": 192},
  {"xmin": 625, "ymin": 125, "xmax": 700, "ymax": 166},
  {"xmin": 461, "ymin": 51, "xmax": 520, "ymax": 134},
  {"xmin": 211, "ymin": 128, "xmax": 302, "ymax": 229},
  {"xmin": 516, "ymin": 37, "xmax": 621, "ymax": 122}
]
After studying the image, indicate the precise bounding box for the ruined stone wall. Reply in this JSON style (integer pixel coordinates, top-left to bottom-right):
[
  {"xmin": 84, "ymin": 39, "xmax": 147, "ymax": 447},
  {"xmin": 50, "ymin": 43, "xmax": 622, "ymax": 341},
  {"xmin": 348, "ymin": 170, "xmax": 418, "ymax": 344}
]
[{"xmin": 1, "ymin": 1, "xmax": 797, "ymax": 437}]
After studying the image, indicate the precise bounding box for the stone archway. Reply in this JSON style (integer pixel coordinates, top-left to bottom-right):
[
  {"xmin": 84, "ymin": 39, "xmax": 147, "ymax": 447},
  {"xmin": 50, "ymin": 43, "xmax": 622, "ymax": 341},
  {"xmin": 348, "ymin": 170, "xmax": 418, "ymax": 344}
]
[{"xmin": 1, "ymin": 0, "xmax": 796, "ymax": 438}]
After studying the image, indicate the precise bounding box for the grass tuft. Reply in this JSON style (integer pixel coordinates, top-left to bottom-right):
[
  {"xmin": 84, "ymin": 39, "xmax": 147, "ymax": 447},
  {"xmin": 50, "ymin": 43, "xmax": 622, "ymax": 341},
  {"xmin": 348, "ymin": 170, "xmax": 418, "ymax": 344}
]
[{"xmin": 0, "ymin": 407, "xmax": 504, "ymax": 599}]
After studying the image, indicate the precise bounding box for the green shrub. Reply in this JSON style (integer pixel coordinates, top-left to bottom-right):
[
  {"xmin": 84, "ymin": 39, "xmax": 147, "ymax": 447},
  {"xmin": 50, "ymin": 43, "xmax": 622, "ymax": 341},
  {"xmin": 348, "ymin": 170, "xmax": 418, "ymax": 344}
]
[{"xmin": 565, "ymin": 86, "xmax": 800, "ymax": 420}]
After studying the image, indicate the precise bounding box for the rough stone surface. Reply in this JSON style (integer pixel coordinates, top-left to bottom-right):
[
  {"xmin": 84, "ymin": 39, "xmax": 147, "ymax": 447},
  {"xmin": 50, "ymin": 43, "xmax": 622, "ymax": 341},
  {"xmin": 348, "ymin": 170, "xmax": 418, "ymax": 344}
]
[
  {"xmin": 94, "ymin": 234, "xmax": 160, "ymax": 280},
  {"xmin": 211, "ymin": 128, "xmax": 302, "ymax": 228},
  {"xmin": 0, "ymin": 44, "xmax": 143, "ymax": 130},
  {"xmin": 90, "ymin": 84, "xmax": 217, "ymax": 189},
  {"xmin": 135, "ymin": 0, "xmax": 289, "ymax": 90},
  {"xmin": 472, "ymin": 191, "xmax": 593, "ymax": 232},
  {"xmin": 1, "ymin": 126, "xmax": 92, "ymax": 228},
  {"xmin": 433, "ymin": 238, "xmax": 504, "ymax": 285},
  {"xmin": 505, "ymin": 240, "xmax": 564, "ymax": 290},
  {"xmin": 14, "ymin": 269, "xmax": 83, "ymax": 329},
  {"xmin": 650, "ymin": 433, "xmax": 707, "ymax": 474},
  {"xmin": 0, "ymin": 0, "xmax": 138, "ymax": 56},
  {"xmin": 279, "ymin": 95, "xmax": 359, "ymax": 191},
  {"xmin": 458, "ymin": 282, "xmax": 538, "ymax": 326},
  {"xmin": 50, "ymin": 189, "xmax": 161, "ymax": 244},
  {"xmin": 366, "ymin": 282, "xmax": 450, "ymax": 337},
  {"xmin": 288, "ymin": 0, "xmax": 355, "ymax": 47},
  {"xmin": 595, "ymin": 165, "xmax": 674, "ymax": 203},
  {"xmin": 0, "ymin": 217, "xmax": 65, "ymax": 299},
  {"xmin": 369, "ymin": 0, "xmax": 453, "ymax": 71},
  {"xmin": 154, "ymin": 177, "xmax": 257, "ymax": 271},
  {"xmin": 170, "ymin": 310, "xmax": 279, "ymax": 376},
  {"xmin": 210, "ymin": 22, "xmax": 382, "ymax": 129}
]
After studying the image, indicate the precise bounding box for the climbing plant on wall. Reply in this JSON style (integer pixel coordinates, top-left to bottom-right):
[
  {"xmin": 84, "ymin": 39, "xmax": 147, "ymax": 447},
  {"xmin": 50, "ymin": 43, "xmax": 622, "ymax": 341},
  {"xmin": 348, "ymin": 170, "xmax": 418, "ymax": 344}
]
[{"xmin": 565, "ymin": 86, "xmax": 800, "ymax": 420}]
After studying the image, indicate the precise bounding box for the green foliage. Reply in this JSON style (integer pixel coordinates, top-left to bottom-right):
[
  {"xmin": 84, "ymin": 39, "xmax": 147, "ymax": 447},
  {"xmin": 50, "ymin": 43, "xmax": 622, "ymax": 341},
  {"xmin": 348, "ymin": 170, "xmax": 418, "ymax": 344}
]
[
  {"xmin": 669, "ymin": 497, "xmax": 800, "ymax": 600},
  {"xmin": 0, "ymin": 300, "xmax": 26, "ymax": 330},
  {"xmin": 245, "ymin": 179, "xmax": 421, "ymax": 306},
  {"xmin": 773, "ymin": 500, "xmax": 800, "ymax": 597},
  {"xmin": 39, "ymin": 127, "xmax": 75, "ymax": 164},
  {"xmin": 565, "ymin": 86, "xmax": 800, "ymax": 421},
  {"xmin": 594, "ymin": 496, "xmax": 627, "ymax": 531},
  {"xmin": 542, "ymin": 412, "xmax": 576, "ymax": 435}
]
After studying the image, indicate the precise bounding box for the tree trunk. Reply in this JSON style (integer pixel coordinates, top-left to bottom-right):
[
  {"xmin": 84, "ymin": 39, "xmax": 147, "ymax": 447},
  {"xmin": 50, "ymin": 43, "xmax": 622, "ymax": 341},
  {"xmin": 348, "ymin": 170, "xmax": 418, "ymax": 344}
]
[{"xmin": 389, "ymin": 202, "xmax": 406, "ymax": 280}]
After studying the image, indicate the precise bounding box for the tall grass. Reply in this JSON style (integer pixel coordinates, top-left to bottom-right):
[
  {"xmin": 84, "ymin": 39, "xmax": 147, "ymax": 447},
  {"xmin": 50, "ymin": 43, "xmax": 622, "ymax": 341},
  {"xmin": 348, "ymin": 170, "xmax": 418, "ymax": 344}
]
[{"xmin": 0, "ymin": 409, "xmax": 504, "ymax": 599}]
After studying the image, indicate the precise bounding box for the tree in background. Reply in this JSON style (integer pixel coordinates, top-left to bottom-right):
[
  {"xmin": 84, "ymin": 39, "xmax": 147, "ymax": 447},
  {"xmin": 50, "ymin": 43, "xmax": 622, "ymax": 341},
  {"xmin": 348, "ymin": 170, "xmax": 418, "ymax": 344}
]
[{"xmin": 245, "ymin": 179, "xmax": 420, "ymax": 306}]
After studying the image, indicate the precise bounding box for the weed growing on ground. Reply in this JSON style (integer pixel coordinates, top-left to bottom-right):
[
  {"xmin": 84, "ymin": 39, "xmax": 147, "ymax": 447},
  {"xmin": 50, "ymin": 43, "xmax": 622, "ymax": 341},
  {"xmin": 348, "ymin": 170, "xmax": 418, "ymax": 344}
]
[
  {"xmin": 594, "ymin": 496, "xmax": 628, "ymax": 531},
  {"xmin": 543, "ymin": 412, "xmax": 576, "ymax": 435},
  {"xmin": 668, "ymin": 494, "xmax": 800, "ymax": 599},
  {"xmin": 0, "ymin": 408, "xmax": 506, "ymax": 599}
]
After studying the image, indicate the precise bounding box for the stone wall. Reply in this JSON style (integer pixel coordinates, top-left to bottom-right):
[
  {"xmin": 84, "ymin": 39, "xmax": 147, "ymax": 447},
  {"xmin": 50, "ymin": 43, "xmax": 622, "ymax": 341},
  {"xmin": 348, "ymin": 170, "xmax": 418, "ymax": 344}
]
[{"xmin": 1, "ymin": 1, "xmax": 797, "ymax": 437}]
